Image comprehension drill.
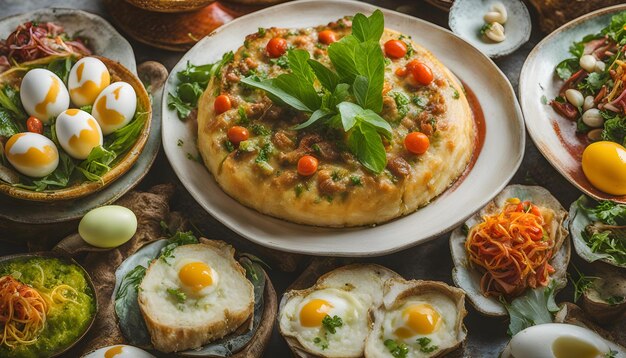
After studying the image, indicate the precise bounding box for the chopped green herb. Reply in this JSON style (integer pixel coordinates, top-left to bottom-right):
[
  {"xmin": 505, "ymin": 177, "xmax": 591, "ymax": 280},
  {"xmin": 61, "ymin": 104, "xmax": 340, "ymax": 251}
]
[
  {"xmin": 390, "ymin": 91, "xmax": 410, "ymax": 120},
  {"xmin": 479, "ymin": 23, "xmax": 492, "ymax": 36},
  {"xmin": 313, "ymin": 336, "xmax": 329, "ymax": 350},
  {"xmin": 251, "ymin": 123, "xmax": 270, "ymax": 136},
  {"xmin": 166, "ymin": 288, "xmax": 187, "ymax": 303},
  {"xmin": 270, "ymin": 54, "xmax": 290, "ymax": 69},
  {"xmin": 417, "ymin": 337, "xmax": 438, "ymax": 353},
  {"xmin": 321, "ymin": 315, "xmax": 343, "ymax": 334},
  {"xmin": 350, "ymin": 175, "xmax": 363, "ymax": 186},
  {"xmin": 570, "ymin": 265, "xmax": 597, "ymax": 303},
  {"xmin": 257, "ymin": 27, "xmax": 266, "ymax": 36},
  {"xmin": 461, "ymin": 223, "xmax": 470, "ymax": 235},
  {"xmin": 255, "ymin": 143, "xmax": 273, "ymax": 163},
  {"xmin": 177, "ymin": 139, "xmax": 184, "ymax": 146},
  {"xmin": 238, "ymin": 105, "xmax": 249, "ymax": 125},
  {"xmin": 384, "ymin": 339, "xmax": 408, "ymax": 358},
  {"xmin": 223, "ymin": 140, "xmax": 235, "ymax": 152}
]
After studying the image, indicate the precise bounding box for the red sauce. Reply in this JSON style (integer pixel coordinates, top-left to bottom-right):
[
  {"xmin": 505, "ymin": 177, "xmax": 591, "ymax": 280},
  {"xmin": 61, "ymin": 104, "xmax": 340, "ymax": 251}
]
[{"xmin": 446, "ymin": 82, "xmax": 486, "ymax": 192}]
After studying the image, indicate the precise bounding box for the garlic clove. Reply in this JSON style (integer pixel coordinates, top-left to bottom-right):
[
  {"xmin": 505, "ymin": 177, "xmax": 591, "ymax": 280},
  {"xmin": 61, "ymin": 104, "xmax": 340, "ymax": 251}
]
[
  {"xmin": 594, "ymin": 60, "xmax": 606, "ymax": 73},
  {"xmin": 579, "ymin": 55, "xmax": 597, "ymax": 73},
  {"xmin": 582, "ymin": 108, "xmax": 604, "ymax": 128},
  {"xmin": 583, "ymin": 95, "xmax": 595, "ymax": 112},
  {"xmin": 484, "ymin": 11, "xmax": 503, "ymax": 24},
  {"xmin": 491, "ymin": 3, "xmax": 508, "ymax": 24},
  {"xmin": 587, "ymin": 128, "xmax": 603, "ymax": 141},
  {"xmin": 565, "ymin": 89, "xmax": 584, "ymax": 108},
  {"xmin": 484, "ymin": 22, "xmax": 506, "ymax": 43}
]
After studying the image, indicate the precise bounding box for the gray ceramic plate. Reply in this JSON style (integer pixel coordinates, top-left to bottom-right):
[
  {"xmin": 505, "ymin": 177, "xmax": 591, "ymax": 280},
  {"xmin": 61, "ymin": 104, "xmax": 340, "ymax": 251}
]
[
  {"xmin": 519, "ymin": 5, "xmax": 626, "ymax": 204},
  {"xmin": 0, "ymin": 64, "xmax": 164, "ymax": 224},
  {"xmin": 449, "ymin": 0, "xmax": 531, "ymax": 58},
  {"xmin": 162, "ymin": 0, "xmax": 525, "ymax": 256},
  {"xmin": 0, "ymin": 8, "xmax": 136, "ymax": 73}
]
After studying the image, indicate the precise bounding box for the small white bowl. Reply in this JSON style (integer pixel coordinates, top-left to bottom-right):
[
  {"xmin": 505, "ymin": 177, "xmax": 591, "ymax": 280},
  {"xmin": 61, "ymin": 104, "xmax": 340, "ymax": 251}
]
[{"xmin": 449, "ymin": 0, "xmax": 531, "ymax": 58}]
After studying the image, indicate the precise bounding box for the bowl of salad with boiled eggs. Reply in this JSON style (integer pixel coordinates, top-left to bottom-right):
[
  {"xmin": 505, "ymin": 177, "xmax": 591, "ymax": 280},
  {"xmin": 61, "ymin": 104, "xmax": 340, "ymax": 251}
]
[{"xmin": 0, "ymin": 54, "xmax": 151, "ymax": 201}]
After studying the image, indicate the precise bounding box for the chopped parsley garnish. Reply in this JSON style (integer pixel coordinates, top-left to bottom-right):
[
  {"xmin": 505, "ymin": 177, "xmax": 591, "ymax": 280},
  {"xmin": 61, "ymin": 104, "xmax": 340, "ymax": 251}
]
[
  {"xmin": 416, "ymin": 337, "xmax": 438, "ymax": 353},
  {"xmin": 270, "ymin": 54, "xmax": 289, "ymax": 69},
  {"xmin": 295, "ymin": 183, "xmax": 307, "ymax": 197},
  {"xmin": 251, "ymin": 123, "xmax": 271, "ymax": 136},
  {"xmin": 350, "ymin": 175, "xmax": 363, "ymax": 186},
  {"xmin": 255, "ymin": 143, "xmax": 273, "ymax": 163},
  {"xmin": 238, "ymin": 105, "xmax": 249, "ymax": 125},
  {"xmin": 384, "ymin": 339, "xmax": 409, "ymax": 358},
  {"xmin": 452, "ymin": 88, "xmax": 460, "ymax": 99},
  {"xmin": 461, "ymin": 223, "xmax": 470, "ymax": 235},
  {"xmin": 322, "ymin": 315, "xmax": 342, "ymax": 332},
  {"xmin": 390, "ymin": 91, "xmax": 410, "ymax": 120},
  {"xmin": 257, "ymin": 27, "xmax": 266, "ymax": 36},
  {"xmin": 412, "ymin": 95, "xmax": 428, "ymax": 108},
  {"xmin": 167, "ymin": 288, "xmax": 187, "ymax": 303},
  {"xmin": 313, "ymin": 336, "xmax": 329, "ymax": 350},
  {"xmin": 223, "ymin": 140, "xmax": 235, "ymax": 152},
  {"xmin": 479, "ymin": 23, "xmax": 492, "ymax": 36}
]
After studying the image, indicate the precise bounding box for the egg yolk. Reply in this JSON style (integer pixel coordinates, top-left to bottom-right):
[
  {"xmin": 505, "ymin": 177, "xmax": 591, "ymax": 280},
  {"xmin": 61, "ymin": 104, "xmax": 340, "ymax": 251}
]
[
  {"xmin": 300, "ymin": 299, "xmax": 333, "ymax": 327},
  {"xmin": 581, "ymin": 141, "xmax": 626, "ymax": 195},
  {"xmin": 5, "ymin": 133, "xmax": 56, "ymax": 167},
  {"xmin": 104, "ymin": 346, "xmax": 124, "ymax": 358},
  {"xmin": 95, "ymin": 86, "xmax": 126, "ymax": 125},
  {"xmin": 552, "ymin": 336, "xmax": 601, "ymax": 358},
  {"xmin": 178, "ymin": 262, "xmax": 213, "ymax": 291},
  {"xmin": 71, "ymin": 62, "xmax": 110, "ymax": 104},
  {"xmin": 35, "ymin": 75, "xmax": 60, "ymax": 117},
  {"xmin": 67, "ymin": 118, "xmax": 102, "ymax": 158},
  {"xmin": 395, "ymin": 303, "xmax": 441, "ymax": 337}
]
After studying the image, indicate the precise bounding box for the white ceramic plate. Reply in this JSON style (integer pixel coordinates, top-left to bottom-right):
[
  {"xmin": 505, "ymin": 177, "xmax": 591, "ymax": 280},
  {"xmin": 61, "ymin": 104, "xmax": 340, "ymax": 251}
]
[
  {"xmin": 162, "ymin": 0, "xmax": 524, "ymax": 256},
  {"xmin": 0, "ymin": 8, "xmax": 136, "ymax": 73},
  {"xmin": 519, "ymin": 5, "xmax": 626, "ymax": 204}
]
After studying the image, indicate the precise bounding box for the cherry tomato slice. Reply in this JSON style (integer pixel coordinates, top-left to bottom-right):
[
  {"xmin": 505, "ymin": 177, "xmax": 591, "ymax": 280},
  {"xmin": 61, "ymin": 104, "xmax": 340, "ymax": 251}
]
[
  {"xmin": 26, "ymin": 116, "xmax": 43, "ymax": 134},
  {"xmin": 266, "ymin": 37, "xmax": 288, "ymax": 58},
  {"xmin": 227, "ymin": 126, "xmax": 249, "ymax": 146},
  {"xmin": 404, "ymin": 132, "xmax": 430, "ymax": 154},
  {"xmin": 407, "ymin": 60, "xmax": 434, "ymax": 85},
  {"xmin": 214, "ymin": 95, "xmax": 232, "ymax": 114},
  {"xmin": 384, "ymin": 40, "xmax": 407, "ymax": 59},
  {"xmin": 395, "ymin": 67, "xmax": 407, "ymax": 77},
  {"xmin": 297, "ymin": 155, "xmax": 318, "ymax": 176},
  {"xmin": 318, "ymin": 30, "xmax": 337, "ymax": 45}
]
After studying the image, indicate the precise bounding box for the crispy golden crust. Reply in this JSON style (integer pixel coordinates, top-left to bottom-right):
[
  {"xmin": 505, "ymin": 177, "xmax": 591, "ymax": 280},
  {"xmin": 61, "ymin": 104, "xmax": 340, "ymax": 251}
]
[{"xmin": 197, "ymin": 20, "xmax": 475, "ymax": 227}]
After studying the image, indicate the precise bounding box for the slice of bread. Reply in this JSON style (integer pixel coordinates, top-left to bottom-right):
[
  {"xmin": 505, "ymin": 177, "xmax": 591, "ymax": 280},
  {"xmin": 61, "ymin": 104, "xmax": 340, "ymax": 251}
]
[{"xmin": 138, "ymin": 241, "xmax": 254, "ymax": 352}]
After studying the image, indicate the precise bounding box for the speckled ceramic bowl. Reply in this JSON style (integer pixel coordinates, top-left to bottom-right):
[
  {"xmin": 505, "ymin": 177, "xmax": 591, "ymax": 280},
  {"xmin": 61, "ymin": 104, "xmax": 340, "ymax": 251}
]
[
  {"xmin": 449, "ymin": 0, "xmax": 531, "ymax": 58},
  {"xmin": 520, "ymin": 4, "xmax": 626, "ymax": 204},
  {"xmin": 0, "ymin": 8, "xmax": 136, "ymax": 73}
]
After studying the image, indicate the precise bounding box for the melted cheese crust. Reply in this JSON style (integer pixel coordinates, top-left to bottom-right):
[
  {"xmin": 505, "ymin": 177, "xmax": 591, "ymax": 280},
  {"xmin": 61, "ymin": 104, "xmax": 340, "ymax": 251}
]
[{"xmin": 197, "ymin": 19, "xmax": 475, "ymax": 227}]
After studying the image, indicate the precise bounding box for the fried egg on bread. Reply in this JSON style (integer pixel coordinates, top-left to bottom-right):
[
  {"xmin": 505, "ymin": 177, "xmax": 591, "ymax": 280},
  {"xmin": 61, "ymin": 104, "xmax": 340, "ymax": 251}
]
[{"xmin": 138, "ymin": 241, "xmax": 254, "ymax": 353}]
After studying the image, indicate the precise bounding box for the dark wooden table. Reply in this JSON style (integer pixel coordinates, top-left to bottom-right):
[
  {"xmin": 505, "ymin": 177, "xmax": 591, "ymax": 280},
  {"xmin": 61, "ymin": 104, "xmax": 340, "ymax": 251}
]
[{"xmin": 0, "ymin": 0, "xmax": 585, "ymax": 357}]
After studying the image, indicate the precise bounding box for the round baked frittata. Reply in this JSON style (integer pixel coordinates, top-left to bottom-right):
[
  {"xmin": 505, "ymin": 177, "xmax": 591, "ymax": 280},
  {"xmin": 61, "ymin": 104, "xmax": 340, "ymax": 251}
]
[{"xmin": 196, "ymin": 14, "xmax": 475, "ymax": 227}]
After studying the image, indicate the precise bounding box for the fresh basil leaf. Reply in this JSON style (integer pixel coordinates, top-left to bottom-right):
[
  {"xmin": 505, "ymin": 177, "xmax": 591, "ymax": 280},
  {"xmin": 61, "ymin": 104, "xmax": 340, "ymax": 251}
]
[
  {"xmin": 353, "ymin": 41, "xmax": 385, "ymax": 112},
  {"xmin": 0, "ymin": 85, "xmax": 26, "ymax": 121},
  {"xmin": 77, "ymin": 145, "xmax": 117, "ymax": 182},
  {"xmin": 308, "ymin": 59, "xmax": 340, "ymax": 91},
  {"xmin": 348, "ymin": 121, "xmax": 387, "ymax": 173},
  {"xmin": 0, "ymin": 108, "xmax": 20, "ymax": 137},
  {"xmin": 293, "ymin": 108, "xmax": 333, "ymax": 130},
  {"xmin": 274, "ymin": 73, "xmax": 321, "ymax": 111},
  {"xmin": 288, "ymin": 49, "xmax": 315, "ymax": 83},
  {"xmin": 328, "ymin": 35, "xmax": 361, "ymax": 83},
  {"xmin": 359, "ymin": 109, "xmax": 392, "ymax": 139},
  {"xmin": 337, "ymin": 101, "xmax": 362, "ymax": 131},
  {"xmin": 105, "ymin": 111, "xmax": 147, "ymax": 155},
  {"xmin": 47, "ymin": 56, "xmax": 73, "ymax": 84},
  {"xmin": 240, "ymin": 76, "xmax": 313, "ymax": 112},
  {"xmin": 177, "ymin": 82, "xmax": 204, "ymax": 106},
  {"xmin": 351, "ymin": 10, "xmax": 384, "ymax": 43},
  {"xmin": 177, "ymin": 61, "xmax": 214, "ymax": 83},
  {"xmin": 167, "ymin": 93, "xmax": 193, "ymax": 120},
  {"xmin": 578, "ymin": 72, "xmax": 608, "ymax": 94},
  {"xmin": 504, "ymin": 283, "xmax": 559, "ymax": 336}
]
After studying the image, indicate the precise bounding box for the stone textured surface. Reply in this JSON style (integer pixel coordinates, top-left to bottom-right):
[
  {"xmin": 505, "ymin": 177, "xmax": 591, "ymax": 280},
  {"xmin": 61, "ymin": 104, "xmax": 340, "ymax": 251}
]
[{"xmin": 0, "ymin": 0, "xmax": 598, "ymax": 357}]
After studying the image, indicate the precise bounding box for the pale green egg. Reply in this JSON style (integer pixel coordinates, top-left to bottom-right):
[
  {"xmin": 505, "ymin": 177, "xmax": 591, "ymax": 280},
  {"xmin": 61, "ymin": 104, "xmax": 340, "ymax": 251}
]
[{"xmin": 79, "ymin": 205, "xmax": 137, "ymax": 248}]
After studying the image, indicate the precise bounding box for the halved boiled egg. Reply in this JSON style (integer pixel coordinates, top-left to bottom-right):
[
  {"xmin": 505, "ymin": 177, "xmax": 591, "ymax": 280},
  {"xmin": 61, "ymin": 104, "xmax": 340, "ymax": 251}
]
[
  {"xmin": 55, "ymin": 109, "xmax": 103, "ymax": 160},
  {"xmin": 68, "ymin": 57, "xmax": 110, "ymax": 106},
  {"xmin": 20, "ymin": 68, "xmax": 70, "ymax": 123},
  {"xmin": 582, "ymin": 141, "xmax": 626, "ymax": 196},
  {"xmin": 92, "ymin": 82, "xmax": 137, "ymax": 135},
  {"xmin": 4, "ymin": 132, "xmax": 59, "ymax": 177}
]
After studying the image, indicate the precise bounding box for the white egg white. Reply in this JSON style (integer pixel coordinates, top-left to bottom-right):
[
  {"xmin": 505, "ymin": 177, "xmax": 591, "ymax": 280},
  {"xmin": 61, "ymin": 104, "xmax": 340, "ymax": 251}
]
[
  {"xmin": 20, "ymin": 68, "xmax": 69, "ymax": 123},
  {"xmin": 83, "ymin": 345, "xmax": 155, "ymax": 358},
  {"xmin": 174, "ymin": 257, "xmax": 220, "ymax": 298},
  {"xmin": 68, "ymin": 57, "xmax": 110, "ymax": 106},
  {"xmin": 4, "ymin": 132, "xmax": 59, "ymax": 177},
  {"xmin": 55, "ymin": 109, "xmax": 103, "ymax": 160},
  {"xmin": 501, "ymin": 323, "xmax": 614, "ymax": 358},
  {"xmin": 92, "ymin": 82, "xmax": 137, "ymax": 135}
]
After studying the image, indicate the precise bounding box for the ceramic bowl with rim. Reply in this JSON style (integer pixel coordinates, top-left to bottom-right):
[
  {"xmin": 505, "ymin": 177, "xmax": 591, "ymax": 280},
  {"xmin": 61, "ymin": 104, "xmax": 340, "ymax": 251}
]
[
  {"xmin": 449, "ymin": 0, "xmax": 531, "ymax": 58},
  {"xmin": 519, "ymin": 4, "xmax": 626, "ymax": 204},
  {"xmin": 0, "ymin": 8, "xmax": 136, "ymax": 73},
  {"xmin": 162, "ymin": 0, "xmax": 525, "ymax": 256},
  {"xmin": 0, "ymin": 56, "xmax": 152, "ymax": 202}
]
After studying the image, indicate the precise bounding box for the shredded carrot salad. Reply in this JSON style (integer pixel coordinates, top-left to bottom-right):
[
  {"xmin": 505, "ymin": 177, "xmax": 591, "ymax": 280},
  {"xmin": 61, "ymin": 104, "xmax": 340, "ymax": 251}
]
[
  {"xmin": 465, "ymin": 198, "xmax": 556, "ymax": 297},
  {"xmin": 0, "ymin": 275, "xmax": 48, "ymax": 348}
]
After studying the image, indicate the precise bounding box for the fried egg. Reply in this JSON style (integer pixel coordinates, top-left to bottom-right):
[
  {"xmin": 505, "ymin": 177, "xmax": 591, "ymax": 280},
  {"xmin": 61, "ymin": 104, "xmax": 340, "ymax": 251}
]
[
  {"xmin": 138, "ymin": 242, "xmax": 254, "ymax": 352},
  {"xmin": 68, "ymin": 57, "xmax": 110, "ymax": 106},
  {"xmin": 55, "ymin": 109, "xmax": 103, "ymax": 160},
  {"xmin": 83, "ymin": 345, "xmax": 155, "ymax": 358},
  {"xmin": 279, "ymin": 264, "xmax": 401, "ymax": 357},
  {"xmin": 20, "ymin": 68, "xmax": 70, "ymax": 123},
  {"xmin": 4, "ymin": 132, "xmax": 59, "ymax": 177},
  {"xmin": 365, "ymin": 279, "xmax": 467, "ymax": 358},
  {"xmin": 92, "ymin": 82, "xmax": 137, "ymax": 135}
]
